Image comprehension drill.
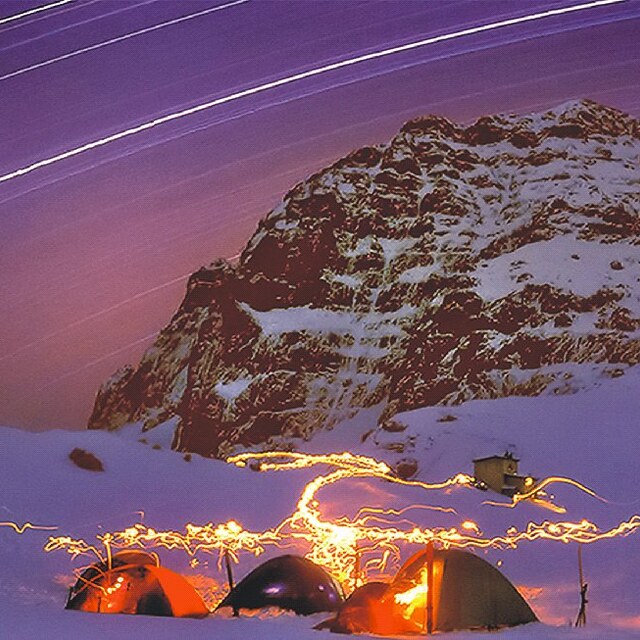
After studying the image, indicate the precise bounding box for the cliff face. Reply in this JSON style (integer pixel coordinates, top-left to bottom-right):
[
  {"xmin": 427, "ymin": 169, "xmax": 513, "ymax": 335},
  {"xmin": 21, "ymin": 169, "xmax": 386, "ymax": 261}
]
[{"xmin": 89, "ymin": 99, "xmax": 640, "ymax": 457}]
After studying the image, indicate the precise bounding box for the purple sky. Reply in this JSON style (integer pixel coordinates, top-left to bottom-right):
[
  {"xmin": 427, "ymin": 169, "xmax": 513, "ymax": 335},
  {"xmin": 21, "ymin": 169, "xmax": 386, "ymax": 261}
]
[{"xmin": 1, "ymin": 0, "xmax": 639, "ymax": 431}]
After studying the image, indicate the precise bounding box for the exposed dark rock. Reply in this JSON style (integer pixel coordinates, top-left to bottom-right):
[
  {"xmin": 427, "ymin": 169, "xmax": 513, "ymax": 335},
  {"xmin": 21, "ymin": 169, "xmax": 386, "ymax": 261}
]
[
  {"xmin": 69, "ymin": 448, "xmax": 104, "ymax": 472},
  {"xmin": 394, "ymin": 458, "xmax": 419, "ymax": 479}
]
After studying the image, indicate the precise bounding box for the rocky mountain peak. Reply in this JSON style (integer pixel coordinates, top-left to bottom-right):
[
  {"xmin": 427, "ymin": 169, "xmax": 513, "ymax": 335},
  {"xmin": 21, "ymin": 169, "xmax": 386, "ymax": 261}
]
[{"xmin": 89, "ymin": 100, "xmax": 640, "ymax": 458}]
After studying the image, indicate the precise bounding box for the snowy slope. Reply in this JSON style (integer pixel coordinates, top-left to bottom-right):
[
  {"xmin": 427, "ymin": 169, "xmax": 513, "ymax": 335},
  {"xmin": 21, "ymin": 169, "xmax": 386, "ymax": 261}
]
[{"xmin": 2, "ymin": 368, "xmax": 639, "ymax": 638}]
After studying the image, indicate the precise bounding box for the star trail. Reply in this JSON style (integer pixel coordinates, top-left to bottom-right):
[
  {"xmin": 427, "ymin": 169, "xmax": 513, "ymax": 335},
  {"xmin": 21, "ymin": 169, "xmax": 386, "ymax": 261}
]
[
  {"xmin": 0, "ymin": 0, "xmax": 248, "ymax": 82},
  {"xmin": 0, "ymin": 0, "xmax": 624, "ymax": 184},
  {"xmin": 0, "ymin": 0, "xmax": 74, "ymax": 27}
]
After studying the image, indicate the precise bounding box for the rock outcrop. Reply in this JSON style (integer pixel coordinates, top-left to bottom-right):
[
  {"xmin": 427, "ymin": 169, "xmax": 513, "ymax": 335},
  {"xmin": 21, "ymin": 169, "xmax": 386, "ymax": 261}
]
[{"xmin": 89, "ymin": 100, "xmax": 640, "ymax": 457}]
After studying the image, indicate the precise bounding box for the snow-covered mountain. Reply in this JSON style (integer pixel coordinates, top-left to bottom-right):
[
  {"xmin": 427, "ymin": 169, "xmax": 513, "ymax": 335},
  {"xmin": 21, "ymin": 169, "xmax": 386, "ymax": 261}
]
[{"xmin": 88, "ymin": 99, "xmax": 640, "ymax": 458}]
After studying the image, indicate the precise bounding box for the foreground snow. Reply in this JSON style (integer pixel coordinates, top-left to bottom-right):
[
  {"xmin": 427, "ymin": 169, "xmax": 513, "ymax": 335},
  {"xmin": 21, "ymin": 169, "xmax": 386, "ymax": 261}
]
[
  {"xmin": 1, "ymin": 607, "xmax": 638, "ymax": 640},
  {"xmin": 1, "ymin": 367, "xmax": 639, "ymax": 638}
]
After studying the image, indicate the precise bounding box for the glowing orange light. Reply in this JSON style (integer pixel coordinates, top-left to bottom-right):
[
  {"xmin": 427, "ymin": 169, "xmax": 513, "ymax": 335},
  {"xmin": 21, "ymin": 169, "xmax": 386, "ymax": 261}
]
[
  {"xmin": 394, "ymin": 567, "xmax": 429, "ymax": 620},
  {"xmin": 461, "ymin": 520, "xmax": 480, "ymax": 534},
  {"xmin": 43, "ymin": 451, "xmax": 640, "ymax": 602},
  {"xmin": 0, "ymin": 521, "xmax": 57, "ymax": 534}
]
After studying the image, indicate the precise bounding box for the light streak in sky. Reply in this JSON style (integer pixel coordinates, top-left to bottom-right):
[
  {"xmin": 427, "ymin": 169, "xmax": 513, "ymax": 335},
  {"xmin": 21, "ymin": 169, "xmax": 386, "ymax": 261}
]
[
  {"xmin": 0, "ymin": 1, "xmax": 93, "ymax": 36},
  {"xmin": 7, "ymin": 251, "xmax": 246, "ymax": 365},
  {"xmin": 0, "ymin": 274, "xmax": 191, "ymax": 363},
  {"xmin": 0, "ymin": 0, "xmax": 102, "ymax": 35},
  {"xmin": 45, "ymin": 451, "xmax": 640, "ymax": 597},
  {"xmin": 1, "ymin": 8, "xmax": 632, "ymax": 208},
  {"xmin": 0, "ymin": 0, "xmax": 623, "ymax": 186},
  {"xmin": 1, "ymin": 251, "xmax": 238, "ymax": 365},
  {"xmin": 35, "ymin": 330, "xmax": 160, "ymax": 391},
  {"xmin": 0, "ymin": 0, "xmax": 74, "ymax": 27},
  {"xmin": 0, "ymin": 1, "xmax": 159, "ymax": 53},
  {"xmin": 0, "ymin": 0, "xmax": 250, "ymax": 82},
  {"xmin": 0, "ymin": 164, "xmax": 315, "ymax": 377},
  {"xmin": 0, "ymin": 521, "xmax": 57, "ymax": 534}
]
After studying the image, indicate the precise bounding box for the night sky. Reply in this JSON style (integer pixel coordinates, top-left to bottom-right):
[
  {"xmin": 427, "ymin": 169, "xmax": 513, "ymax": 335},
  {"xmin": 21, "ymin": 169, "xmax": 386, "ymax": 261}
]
[{"xmin": 1, "ymin": 0, "xmax": 638, "ymax": 431}]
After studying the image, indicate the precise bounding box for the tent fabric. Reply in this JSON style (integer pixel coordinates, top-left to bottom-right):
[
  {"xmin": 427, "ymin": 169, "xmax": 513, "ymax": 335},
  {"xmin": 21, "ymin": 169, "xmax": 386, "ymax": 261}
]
[
  {"xmin": 66, "ymin": 550, "xmax": 209, "ymax": 618},
  {"xmin": 218, "ymin": 554, "xmax": 344, "ymax": 615},
  {"xmin": 325, "ymin": 549, "xmax": 537, "ymax": 635},
  {"xmin": 318, "ymin": 582, "xmax": 397, "ymax": 635},
  {"xmin": 393, "ymin": 548, "xmax": 537, "ymax": 632}
]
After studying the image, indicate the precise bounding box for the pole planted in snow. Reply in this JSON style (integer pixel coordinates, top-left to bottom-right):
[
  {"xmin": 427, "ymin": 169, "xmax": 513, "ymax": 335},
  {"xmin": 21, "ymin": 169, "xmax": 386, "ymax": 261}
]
[
  {"xmin": 426, "ymin": 540, "xmax": 434, "ymax": 635},
  {"xmin": 224, "ymin": 549, "xmax": 239, "ymax": 617},
  {"xmin": 575, "ymin": 543, "xmax": 588, "ymax": 627}
]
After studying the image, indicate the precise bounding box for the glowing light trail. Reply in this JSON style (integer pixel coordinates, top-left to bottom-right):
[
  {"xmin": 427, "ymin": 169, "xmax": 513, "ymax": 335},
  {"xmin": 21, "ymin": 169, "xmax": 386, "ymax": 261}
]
[
  {"xmin": 45, "ymin": 535, "xmax": 105, "ymax": 562},
  {"xmin": 0, "ymin": 521, "xmax": 57, "ymax": 534},
  {"xmin": 0, "ymin": 0, "xmax": 250, "ymax": 82},
  {"xmin": 483, "ymin": 475, "xmax": 612, "ymax": 513},
  {"xmin": 0, "ymin": 0, "xmax": 622, "ymax": 185},
  {"xmin": 355, "ymin": 505, "xmax": 459, "ymax": 524},
  {"xmin": 515, "ymin": 475, "xmax": 605, "ymax": 504},
  {"xmin": 0, "ymin": 0, "xmax": 74, "ymax": 27},
  {"xmin": 45, "ymin": 521, "xmax": 282, "ymax": 570},
  {"xmin": 228, "ymin": 451, "xmax": 474, "ymax": 493},
  {"xmin": 46, "ymin": 450, "xmax": 640, "ymax": 598}
]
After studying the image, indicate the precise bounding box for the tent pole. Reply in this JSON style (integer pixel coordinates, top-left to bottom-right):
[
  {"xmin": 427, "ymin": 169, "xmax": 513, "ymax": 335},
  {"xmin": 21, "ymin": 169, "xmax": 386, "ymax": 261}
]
[
  {"xmin": 224, "ymin": 550, "xmax": 239, "ymax": 617},
  {"xmin": 426, "ymin": 541, "xmax": 434, "ymax": 635}
]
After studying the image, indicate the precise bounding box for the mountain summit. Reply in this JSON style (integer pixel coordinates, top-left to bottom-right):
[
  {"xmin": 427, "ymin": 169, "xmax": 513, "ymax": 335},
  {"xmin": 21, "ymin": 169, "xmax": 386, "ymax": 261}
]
[{"xmin": 89, "ymin": 100, "xmax": 640, "ymax": 457}]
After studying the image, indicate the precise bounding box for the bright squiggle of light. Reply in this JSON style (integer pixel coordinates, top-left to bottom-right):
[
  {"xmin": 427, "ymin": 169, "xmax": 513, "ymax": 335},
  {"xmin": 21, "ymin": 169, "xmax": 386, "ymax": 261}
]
[
  {"xmin": 45, "ymin": 451, "xmax": 640, "ymax": 599},
  {"xmin": 45, "ymin": 535, "xmax": 105, "ymax": 562},
  {"xmin": 43, "ymin": 452, "xmax": 473, "ymax": 595},
  {"xmin": 0, "ymin": 0, "xmax": 249, "ymax": 82},
  {"xmin": 44, "ymin": 519, "xmax": 284, "ymax": 596},
  {"xmin": 0, "ymin": 0, "xmax": 622, "ymax": 185},
  {"xmin": 515, "ymin": 475, "xmax": 605, "ymax": 504},
  {"xmin": 228, "ymin": 452, "xmax": 640, "ymax": 587},
  {"xmin": 228, "ymin": 451, "xmax": 473, "ymax": 493},
  {"xmin": 483, "ymin": 475, "xmax": 610, "ymax": 513},
  {"xmin": 0, "ymin": 521, "xmax": 57, "ymax": 534},
  {"xmin": 0, "ymin": 0, "xmax": 74, "ymax": 27},
  {"xmin": 354, "ymin": 504, "xmax": 459, "ymax": 528}
]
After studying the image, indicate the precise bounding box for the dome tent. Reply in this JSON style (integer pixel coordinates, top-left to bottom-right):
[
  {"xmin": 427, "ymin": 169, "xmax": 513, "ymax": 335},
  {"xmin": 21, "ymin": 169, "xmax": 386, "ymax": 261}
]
[
  {"xmin": 395, "ymin": 548, "xmax": 537, "ymax": 632},
  {"xmin": 315, "ymin": 581, "xmax": 404, "ymax": 635},
  {"xmin": 217, "ymin": 554, "xmax": 343, "ymax": 615},
  {"xmin": 325, "ymin": 548, "xmax": 537, "ymax": 635},
  {"xmin": 66, "ymin": 550, "xmax": 209, "ymax": 618}
]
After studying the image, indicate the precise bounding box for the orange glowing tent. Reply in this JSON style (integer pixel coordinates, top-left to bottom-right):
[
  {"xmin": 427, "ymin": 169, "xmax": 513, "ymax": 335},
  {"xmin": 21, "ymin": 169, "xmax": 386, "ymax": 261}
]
[
  {"xmin": 65, "ymin": 550, "xmax": 209, "ymax": 618},
  {"xmin": 326, "ymin": 548, "xmax": 537, "ymax": 635},
  {"xmin": 315, "ymin": 581, "xmax": 404, "ymax": 635}
]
